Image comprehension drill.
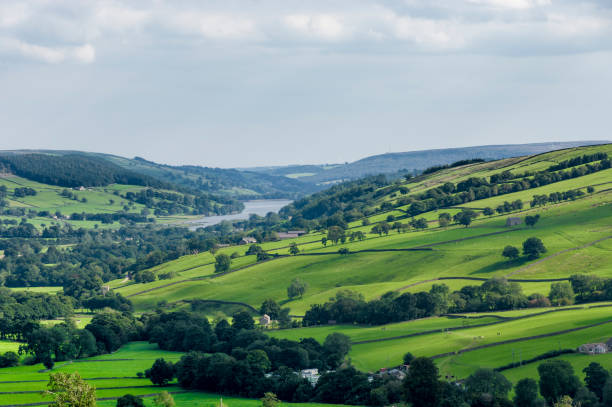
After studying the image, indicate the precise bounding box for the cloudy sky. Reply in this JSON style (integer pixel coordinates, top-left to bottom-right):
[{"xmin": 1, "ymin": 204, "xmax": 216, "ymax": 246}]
[{"xmin": 1, "ymin": 0, "xmax": 611, "ymax": 167}]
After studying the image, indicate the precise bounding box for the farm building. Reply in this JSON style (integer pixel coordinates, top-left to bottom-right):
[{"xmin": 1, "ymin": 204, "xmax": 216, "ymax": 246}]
[
  {"xmin": 277, "ymin": 232, "xmax": 300, "ymax": 240},
  {"xmin": 259, "ymin": 314, "xmax": 271, "ymax": 326},
  {"xmin": 300, "ymin": 369, "xmax": 320, "ymax": 385},
  {"xmin": 506, "ymin": 217, "xmax": 522, "ymax": 227},
  {"xmin": 578, "ymin": 343, "xmax": 608, "ymax": 354},
  {"xmin": 240, "ymin": 237, "xmax": 257, "ymax": 245},
  {"xmin": 287, "ymin": 230, "xmax": 307, "ymax": 236}
]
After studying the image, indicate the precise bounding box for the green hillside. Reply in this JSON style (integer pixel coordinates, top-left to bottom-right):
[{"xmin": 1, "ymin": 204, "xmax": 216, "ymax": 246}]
[{"xmin": 103, "ymin": 144, "xmax": 612, "ymax": 381}]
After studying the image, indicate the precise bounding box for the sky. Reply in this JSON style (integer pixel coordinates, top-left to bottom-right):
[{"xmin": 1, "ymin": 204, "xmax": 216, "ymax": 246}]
[{"xmin": 1, "ymin": 0, "xmax": 611, "ymax": 168}]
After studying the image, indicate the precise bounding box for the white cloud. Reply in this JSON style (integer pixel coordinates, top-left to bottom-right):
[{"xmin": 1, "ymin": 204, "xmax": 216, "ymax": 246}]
[
  {"xmin": 284, "ymin": 14, "xmax": 346, "ymax": 40},
  {"xmin": 0, "ymin": 0, "xmax": 611, "ymax": 64},
  {"xmin": 0, "ymin": 3, "xmax": 29, "ymax": 28},
  {"xmin": 168, "ymin": 12, "xmax": 258, "ymax": 39},
  {"xmin": 0, "ymin": 38, "xmax": 95, "ymax": 64},
  {"xmin": 72, "ymin": 43, "xmax": 96, "ymax": 63},
  {"xmin": 468, "ymin": 0, "xmax": 551, "ymax": 9}
]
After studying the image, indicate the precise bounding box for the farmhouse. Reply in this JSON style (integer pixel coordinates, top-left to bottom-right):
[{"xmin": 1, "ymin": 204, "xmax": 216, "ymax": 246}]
[
  {"xmin": 300, "ymin": 369, "xmax": 320, "ymax": 385},
  {"xmin": 287, "ymin": 230, "xmax": 307, "ymax": 236},
  {"xmin": 506, "ymin": 217, "xmax": 522, "ymax": 227},
  {"xmin": 578, "ymin": 343, "xmax": 608, "ymax": 354},
  {"xmin": 277, "ymin": 232, "xmax": 300, "ymax": 240},
  {"xmin": 259, "ymin": 314, "xmax": 271, "ymax": 326},
  {"xmin": 240, "ymin": 236, "xmax": 257, "ymax": 245}
]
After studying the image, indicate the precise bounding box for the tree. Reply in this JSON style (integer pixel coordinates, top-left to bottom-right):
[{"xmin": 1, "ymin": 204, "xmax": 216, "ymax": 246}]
[
  {"xmin": 338, "ymin": 247, "xmax": 350, "ymax": 255},
  {"xmin": 247, "ymin": 349, "xmax": 271, "ymax": 373},
  {"xmin": 514, "ymin": 378, "xmax": 542, "ymax": 407},
  {"xmin": 587, "ymin": 186, "xmax": 595, "ymax": 193},
  {"xmin": 583, "ymin": 362, "xmax": 610, "ymax": 401},
  {"xmin": 403, "ymin": 352, "xmax": 414, "ymax": 365},
  {"xmin": 454, "ymin": 209, "xmax": 478, "ymax": 227},
  {"xmin": 525, "ymin": 214, "xmax": 541, "ymax": 227},
  {"xmin": 232, "ymin": 311, "xmax": 255, "ymax": 330},
  {"xmin": 261, "ymin": 392, "xmax": 280, "ymax": 407},
  {"xmin": 502, "ymin": 245, "xmax": 520, "ymax": 260},
  {"xmin": 549, "ymin": 282, "xmax": 575, "ymax": 306},
  {"xmin": 135, "ymin": 270, "xmax": 156, "ymax": 284},
  {"xmin": 260, "ymin": 299, "xmax": 281, "ymax": 319},
  {"xmin": 538, "ymin": 359, "xmax": 581, "ymax": 406},
  {"xmin": 411, "ymin": 218, "xmax": 428, "ymax": 230},
  {"xmin": 603, "ymin": 378, "xmax": 612, "ymax": 407},
  {"xmin": 214, "ymin": 253, "xmax": 231, "ymax": 273},
  {"xmin": 146, "ymin": 358, "xmax": 174, "ymax": 386},
  {"xmin": 321, "ymin": 237, "xmax": 328, "ymax": 246},
  {"xmin": 323, "ymin": 333, "xmax": 351, "ymax": 368},
  {"xmin": 464, "ymin": 368, "xmax": 511, "ymax": 403},
  {"xmin": 289, "ymin": 242, "xmax": 300, "ymax": 255},
  {"xmin": 153, "ymin": 391, "xmax": 175, "ymax": 407},
  {"xmin": 523, "ymin": 237, "xmax": 546, "ymax": 259},
  {"xmin": 327, "ymin": 226, "xmax": 345, "ymax": 245},
  {"xmin": 116, "ymin": 394, "xmax": 145, "ymax": 407},
  {"xmin": 287, "ymin": 278, "xmax": 308, "ymax": 299},
  {"xmin": 403, "ymin": 357, "xmax": 440, "ymax": 407},
  {"xmin": 438, "ymin": 213, "xmax": 451, "ymax": 228},
  {"xmin": 44, "ymin": 372, "xmax": 96, "ymax": 407},
  {"xmin": 553, "ymin": 395, "xmax": 573, "ymax": 407},
  {"xmin": 483, "ymin": 207, "xmax": 494, "ymax": 216}
]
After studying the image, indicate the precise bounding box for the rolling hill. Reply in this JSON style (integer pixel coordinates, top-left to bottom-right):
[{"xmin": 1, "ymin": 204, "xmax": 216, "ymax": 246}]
[
  {"xmin": 105, "ymin": 143, "xmax": 612, "ymax": 380},
  {"xmin": 246, "ymin": 141, "xmax": 610, "ymax": 184}
]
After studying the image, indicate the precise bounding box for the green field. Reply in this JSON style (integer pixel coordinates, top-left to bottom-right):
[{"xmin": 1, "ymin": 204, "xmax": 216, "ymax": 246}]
[
  {"xmin": 0, "ymin": 341, "xmax": 347, "ymax": 406},
  {"xmin": 118, "ymin": 191, "xmax": 612, "ymax": 314}
]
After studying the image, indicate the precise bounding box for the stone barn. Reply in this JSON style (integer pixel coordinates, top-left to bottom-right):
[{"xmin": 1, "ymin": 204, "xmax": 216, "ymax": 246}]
[{"xmin": 506, "ymin": 217, "xmax": 522, "ymax": 227}]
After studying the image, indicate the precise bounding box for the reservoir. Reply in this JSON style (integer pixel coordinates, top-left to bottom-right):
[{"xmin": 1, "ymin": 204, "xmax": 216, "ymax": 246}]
[{"xmin": 188, "ymin": 199, "xmax": 292, "ymax": 229}]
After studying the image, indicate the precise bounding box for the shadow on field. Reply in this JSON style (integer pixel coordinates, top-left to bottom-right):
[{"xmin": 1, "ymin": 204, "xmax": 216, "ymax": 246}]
[{"xmin": 470, "ymin": 258, "xmax": 529, "ymax": 275}]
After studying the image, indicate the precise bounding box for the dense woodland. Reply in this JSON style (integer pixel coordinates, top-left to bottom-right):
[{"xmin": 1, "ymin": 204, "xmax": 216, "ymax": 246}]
[
  {"xmin": 0, "ymin": 225, "xmax": 222, "ymax": 288},
  {"xmin": 0, "ymin": 153, "xmax": 244, "ymax": 216}
]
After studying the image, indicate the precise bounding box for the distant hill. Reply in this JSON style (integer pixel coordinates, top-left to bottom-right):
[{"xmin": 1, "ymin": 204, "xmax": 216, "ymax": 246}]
[
  {"xmin": 100, "ymin": 155, "xmax": 318, "ymax": 199},
  {"xmin": 0, "ymin": 150, "xmax": 316, "ymax": 199},
  {"xmin": 0, "ymin": 152, "xmax": 169, "ymax": 189},
  {"xmin": 246, "ymin": 141, "xmax": 610, "ymax": 184}
]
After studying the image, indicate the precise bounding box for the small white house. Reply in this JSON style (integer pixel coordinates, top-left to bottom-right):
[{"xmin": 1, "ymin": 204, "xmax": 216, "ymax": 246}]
[
  {"xmin": 300, "ymin": 369, "xmax": 320, "ymax": 385},
  {"xmin": 260, "ymin": 314, "xmax": 271, "ymax": 326},
  {"xmin": 579, "ymin": 343, "xmax": 608, "ymax": 354},
  {"xmin": 241, "ymin": 237, "xmax": 257, "ymax": 245}
]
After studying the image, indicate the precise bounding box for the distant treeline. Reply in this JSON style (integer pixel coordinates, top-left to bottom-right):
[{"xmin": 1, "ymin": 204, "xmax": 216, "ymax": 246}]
[
  {"xmin": 302, "ymin": 275, "xmax": 612, "ymax": 327},
  {"xmin": 0, "ymin": 153, "xmax": 170, "ymax": 189},
  {"xmin": 422, "ymin": 158, "xmax": 486, "ymax": 175}
]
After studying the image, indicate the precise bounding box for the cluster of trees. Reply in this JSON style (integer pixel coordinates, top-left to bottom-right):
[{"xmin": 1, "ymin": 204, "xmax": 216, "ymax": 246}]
[
  {"xmin": 144, "ymin": 310, "xmax": 350, "ymax": 373},
  {"xmin": 303, "ymin": 278, "xmax": 539, "ymax": 326},
  {"xmin": 123, "ymin": 188, "xmax": 242, "ymax": 216},
  {"xmin": 569, "ymin": 274, "xmax": 612, "ymax": 303},
  {"xmin": 0, "ymin": 225, "xmax": 223, "ymax": 289},
  {"xmin": 490, "ymin": 199, "xmax": 524, "ymax": 214},
  {"xmin": 422, "ymin": 158, "xmax": 486, "ymax": 175},
  {"xmin": 530, "ymin": 189, "xmax": 586, "ymax": 208},
  {"xmin": 548, "ymin": 152, "xmax": 608, "ymax": 171},
  {"xmin": 0, "ymin": 288, "xmax": 73, "ymax": 340},
  {"xmin": 13, "ymin": 187, "xmax": 37, "ymax": 197},
  {"xmin": 502, "ymin": 237, "xmax": 547, "ymax": 260},
  {"xmin": 21, "ymin": 310, "xmax": 141, "ymax": 367}
]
